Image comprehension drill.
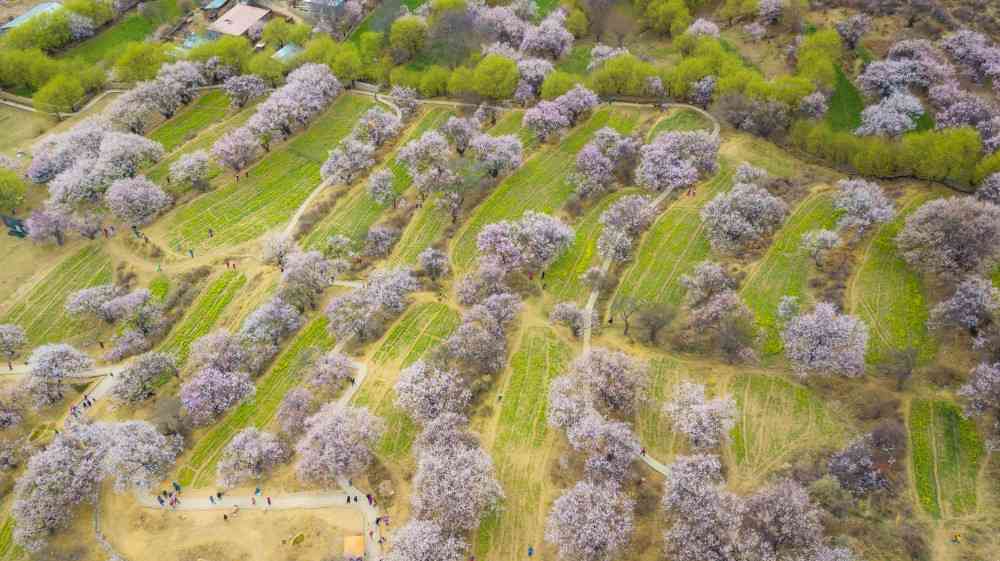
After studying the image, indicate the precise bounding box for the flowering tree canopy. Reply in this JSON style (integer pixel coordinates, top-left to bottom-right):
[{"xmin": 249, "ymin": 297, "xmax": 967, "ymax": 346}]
[
  {"xmin": 412, "ymin": 443, "xmax": 504, "ymax": 531},
  {"xmin": 545, "ymin": 480, "xmax": 634, "ymax": 561},
  {"xmin": 295, "ymin": 404, "xmax": 385, "ymax": 483},
  {"xmin": 637, "ymin": 131, "xmax": 719, "ymax": 193},
  {"xmin": 26, "ymin": 343, "xmax": 92, "ymax": 407},
  {"xmin": 701, "ymin": 181, "xmax": 789, "ymax": 253},
  {"xmin": 663, "ymin": 381, "xmax": 737, "ymax": 448},
  {"xmin": 897, "ymin": 197, "xmax": 1000, "ymax": 279},
  {"xmin": 395, "ymin": 361, "xmax": 472, "ymax": 425},
  {"xmin": 384, "ymin": 520, "xmax": 466, "ymax": 561},
  {"xmin": 217, "ymin": 427, "xmax": 290, "ymax": 488},
  {"xmin": 782, "ymin": 303, "xmax": 869, "ymax": 377},
  {"xmin": 929, "ymin": 276, "xmax": 999, "ymax": 334},
  {"xmin": 111, "ymin": 351, "xmax": 176, "ymax": 403},
  {"xmin": 105, "ymin": 176, "xmax": 171, "ymax": 226},
  {"xmin": 180, "ymin": 368, "xmax": 255, "ymax": 426},
  {"xmin": 834, "ymin": 178, "xmax": 895, "ymax": 235}
]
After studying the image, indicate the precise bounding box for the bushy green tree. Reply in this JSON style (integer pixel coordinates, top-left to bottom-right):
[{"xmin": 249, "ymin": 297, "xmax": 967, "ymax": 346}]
[
  {"xmin": 473, "ymin": 54, "xmax": 519, "ymax": 100},
  {"xmin": 359, "ymin": 31, "xmax": 384, "ymax": 63},
  {"xmin": 248, "ymin": 50, "xmax": 285, "ymax": 86},
  {"xmin": 63, "ymin": 0, "xmax": 113, "ymax": 26},
  {"xmin": 113, "ymin": 42, "xmax": 169, "ymax": 82},
  {"xmin": 188, "ymin": 36, "xmax": 252, "ymax": 73},
  {"xmin": 590, "ymin": 53, "xmax": 654, "ymax": 96},
  {"xmin": 331, "ymin": 43, "xmax": 362, "ymax": 83},
  {"xmin": 390, "ymin": 16, "xmax": 427, "ymax": 62},
  {"xmin": 796, "ymin": 29, "xmax": 842, "ymax": 88},
  {"xmin": 0, "ymin": 48, "xmax": 66, "ymax": 92},
  {"xmin": 262, "ymin": 19, "xmax": 310, "ymax": 47},
  {"xmin": 642, "ymin": 0, "xmax": 692, "ymax": 37},
  {"xmin": 0, "ymin": 169, "xmax": 27, "ymax": 213},
  {"xmin": 33, "ymin": 74, "xmax": 84, "ymax": 114},
  {"xmin": 2, "ymin": 10, "xmax": 73, "ymax": 52},
  {"xmin": 447, "ymin": 66, "xmax": 475, "ymax": 97},
  {"xmin": 419, "ymin": 65, "xmax": 451, "ymax": 97},
  {"xmin": 541, "ymin": 71, "xmax": 580, "ymax": 100}
]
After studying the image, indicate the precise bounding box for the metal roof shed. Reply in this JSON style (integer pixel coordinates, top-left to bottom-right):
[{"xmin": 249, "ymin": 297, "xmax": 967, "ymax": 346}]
[{"xmin": 207, "ymin": 3, "xmax": 270, "ymax": 36}]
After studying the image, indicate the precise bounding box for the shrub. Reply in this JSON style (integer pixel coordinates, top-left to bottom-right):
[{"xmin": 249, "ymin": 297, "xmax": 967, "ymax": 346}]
[
  {"xmin": 33, "ymin": 74, "xmax": 84, "ymax": 113},
  {"xmin": 473, "ymin": 54, "xmax": 520, "ymax": 100}
]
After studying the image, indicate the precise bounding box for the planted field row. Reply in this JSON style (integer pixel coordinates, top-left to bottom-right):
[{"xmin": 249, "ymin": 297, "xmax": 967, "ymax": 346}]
[
  {"xmin": 164, "ymin": 95, "xmax": 376, "ymax": 252},
  {"xmin": 647, "ymin": 108, "xmax": 714, "ymax": 140},
  {"xmin": 849, "ymin": 193, "xmax": 937, "ymax": 365},
  {"xmin": 157, "ymin": 271, "xmax": 246, "ymax": 366},
  {"xmin": 612, "ymin": 162, "xmax": 734, "ymax": 310},
  {"xmin": 149, "ymin": 90, "xmax": 231, "ymax": 152},
  {"xmin": 2, "ymin": 244, "xmax": 112, "ymax": 346},
  {"xmin": 388, "ymin": 109, "xmax": 533, "ymax": 267},
  {"xmin": 545, "ymin": 189, "xmax": 640, "ymax": 303},
  {"xmin": 741, "ymin": 190, "xmax": 838, "ymax": 355},
  {"xmin": 634, "ymin": 357, "xmax": 686, "ymax": 460},
  {"xmin": 303, "ymin": 107, "xmax": 454, "ymax": 250},
  {"xmin": 908, "ymin": 399, "xmax": 984, "ymax": 519},
  {"xmin": 178, "ymin": 316, "xmax": 333, "ymax": 487},
  {"xmin": 476, "ymin": 326, "xmax": 571, "ymax": 561},
  {"xmin": 452, "ymin": 107, "xmax": 641, "ymax": 272},
  {"xmin": 353, "ymin": 301, "xmax": 460, "ymax": 459},
  {"xmin": 729, "ymin": 374, "xmax": 845, "ymax": 486}
]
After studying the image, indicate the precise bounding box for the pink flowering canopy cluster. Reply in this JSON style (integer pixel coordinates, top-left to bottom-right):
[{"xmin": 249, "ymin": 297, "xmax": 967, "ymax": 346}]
[
  {"xmin": 111, "ymin": 351, "xmax": 177, "ymax": 403},
  {"xmin": 395, "ymin": 361, "xmax": 472, "ymax": 425},
  {"xmin": 701, "ymin": 179, "xmax": 789, "ymax": 253},
  {"xmin": 354, "ymin": 107, "xmax": 403, "ymax": 148},
  {"xmin": 217, "ymin": 427, "xmax": 290, "ymax": 488},
  {"xmin": 391, "ymin": 86, "xmax": 419, "ymax": 120},
  {"xmin": 781, "ymin": 302, "xmax": 869, "ymax": 377},
  {"xmin": 833, "ymin": 178, "xmax": 895, "ymax": 236},
  {"xmin": 940, "ymin": 29, "xmax": 1000, "ymax": 95},
  {"xmin": 25, "ymin": 343, "xmax": 93, "ymax": 408},
  {"xmin": 179, "ymin": 368, "xmax": 255, "ymax": 426},
  {"xmin": 858, "ymin": 39, "xmax": 955, "ymax": 99},
  {"xmin": 443, "ymin": 292, "xmax": 521, "ymax": 375},
  {"xmin": 519, "ymin": 10, "xmax": 573, "ymax": 60},
  {"xmin": 588, "ymin": 44, "xmax": 629, "ymax": 72},
  {"xmin": 686, "ymin": 18, "xmax": 720, "ymax": 38},
  {"xmin": 573, "ymin": 127, "xmax": 639, "ymax": 198},
  {"xmin": 662, "ymin": 381, "xmax": 737, "ymax": 449},
  {"xmin": 475, "ymin": 210, "xmax": 574, "ymax": 275},
  {"xmin": 929, "ymin": 276, "xmax": 999, "ymax": 335},
  {"xmin": 321, "ymin": 138, "xmax": 376, "ymax": 185},
  {"xmin": 384, "ymin": 520, "xmax": 467, "ymax": 561},
  {"xmin": 545, "ymin": 480, "xmax": 634, "ymax": 561},
  {"xmin": 212, "ymin": 127, "xmax": 261, "ymax": 171},
  {"xmin": 169, "ymin": 150, "xmax": 211, "ymax": 191},
  {"xmin": 637, "ymin": 130, "xmax": 720, "ymax": 194},
  {"xmin": 247, "ymin": 63, "xmax": 342, "ymax": 142},
  {"xmin": 855, "ymin": 92, "xmax": 925, "ymax": 137},
  {"xmin": 598, "ymin": 194, "xmax": 654, "ymax": 262},
  {"xmin": 222, "ymin": 74, "xmax": 268, "ymax": 109},
  {"xmin": 896, "ymin": 197, "xmax": 1000, "ymax": 279},
  {"xmin": 277, "ymin": 387, "xmax": 315, "ymax": 436},
  {"xmin": 104, "ymin": 176, "xmax": 172, "ymax": 226},
  {"xmin": 441, "ymin": 116, "xmax": 480, "ymax": 155},
  {"xmin": 469, "ymin": 133, "xmax": 523, "ymax": 178},
  {"xmin": 325, "ymin": 268, "xmax": 419, "ymax": 341},
  {"xmin": 295, "ymin": 403, "xmax": 385, "ymax": 483},
  {"xmin": 0, "ymin": 324, "xmax": 26, "ymax": 369}
]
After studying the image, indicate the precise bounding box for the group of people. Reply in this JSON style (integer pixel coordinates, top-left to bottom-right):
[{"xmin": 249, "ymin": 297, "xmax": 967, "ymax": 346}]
[
  {"xmin": 69, "ymin": 394, "xmax": 96, "ymax": 418},
  {"xmin": 155, "ymin": 482, "xmax": 184, "ymax": 509}
]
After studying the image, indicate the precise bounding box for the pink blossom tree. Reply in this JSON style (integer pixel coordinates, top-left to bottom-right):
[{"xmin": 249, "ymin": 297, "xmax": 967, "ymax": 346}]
[
  {"xmin": 217, "ymin": 427, "xmax": 290, "ymax": 488},
  {"xmin": 368, "ymin": 168, "xmax": 399, "ymax": 208},
  {"xmin": 662, "ymin": 381, "xmax": 737, "ymax": 448},
  {"xmin": 0, "ymin": 324, "xmax": 26, "ymax": 371},
  {"xmin": 958, "ymin": 362, "xmax": 1000, "ymax": 424},
  {"xmin": 262, "ymin": 232, "xmax": 295, "ymax": 269},
  {"xmin": 365, "ymin": 225, "xmax": 401, "ymax": 257},
  {"xmin": 277, "ymin": 387, "xmax": 314, "ymax": 436},
  {"xmin": 573, "ymin": 143, "xmax": 615, "ymax": 198},
  {"xmin": 836, "ymin": 14, "xmax": 870, "ymax": 49},
  {"xmin": 395, "ymin": 361, "xmax": 472, "ymax": 424},
  {"xmin": 412, "ymin": 444, "xmax": 503, "ymax": 531},
  {"xmin": 701, "ymin": 182, "xmax": 789, "ymax": 253},
  {"xmin": 390, "ymin": 86, "xmax": 419, "ymax": 120},
  {"xmin": 239, "ymin": 297, "xmax": 302, "ymax": 347},
  {"xmin": 321, "ymin": 138, "xmax": 376, "ymax": 185},
  {"xmin": 26, "ymin": 343, "xmax": 92, "ymax": 407},
  {"xmin": 856, "ymin": 92, "xmax": 925, "ymax": 137},
  {"xmin": 782, "ymin": 303, "xmax": 869, "ymax": 377},
  {"xmin": 419, "ymin": 247, "xmax": 450, "ymax": 280},
  {"xmin": 189, "ymin": 329, "xmax": 248, "ymax": 373},
  {"xmin": 211, "ymin": 127, "xmax": 260, "ymax": 171},
  {"xmin": 524, "ymin": 100, "xmax": 570, "ymax": 141},
  {"xmin": 441, "ymin": 116, "xmax": 480, "ymax": 156},
  {"xmin": 550, "ymin": 301, "xmax": 599, "ymax": 338},
  {"xmin": 180, "ymin": 368, "xmax": 255, "ymax": 426},
  {"xmin": 520, "ymin": 10, "xmax": 574, "ymax": 60},
  {"xmin": 353, "ymin": 107, "xmax": 403, "ymax": 148},
  {"xmin": 102, "ymin": 420, "xmax": 182, "ymax": 492},
  {"xmin": 104, "ymin": 176, "xmax": 172, "ymax": 226},
  {"xmin": 597, "ymin": 194, "xmax": 654, "ymax": 262},
  {"xmin": 308, "ymin": 351, "xmax": 356, "ymax": 388},
  {"xmin": 572, "ymin": 347, "xmax": 647, "ymax": 415},
  {"xmin": 280, "ymin": 250, "xmax": 339, "ymax": 311},
  {"xmin": 295, "ymin": 404, "xmax": 385, "ymax": 483},
  {"xmin": 169, "ymin": 150, "xmax": 211, "ymax": 191},
  {"xmin": 111, "ymin": 351, "xmax": 177, "ymax": 403},
  {"xmin": 897, "ymin": 197, "xmax": 1000, "ymax": 279},
  {"xmin": 223, "ymin": 74, "xmax": 268, "ymax": 108},
  {"xmin": 834, "ymin": 178, "xmax": 895, "ymax": 236},
  {"xmin": 470, "ymin": 133, "xmax": 523, "ymax": 177},
  {"xmin": 384, "ymin": 520, "xmax": 466, "ymax": 561},
  {"xmin": 555, "ymin": 85, "xmax": 600, "ymax": 126},
  {"xmin": 637, "ymin": 131, "xmax": 719, "ymax": 193},
  {"xmin": 545, "ymin": 481, "xmax": 634, "ymax": 561},
  {"xmin": 929, "ymin": 276, "xmax": 999, "ymax": 335},
  {"xmin": 65, "ymin": 284, "xmax": 123, "ymax": 323},
  {"xmin": 977, "ymin": 173, "xmax": 1000, "ymax": 205}
]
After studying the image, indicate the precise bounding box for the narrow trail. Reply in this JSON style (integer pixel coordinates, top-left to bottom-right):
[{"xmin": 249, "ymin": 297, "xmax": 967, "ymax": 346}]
[{"xmin": 578, "ymin": 111, "xmax": 720, "ymax": 476}]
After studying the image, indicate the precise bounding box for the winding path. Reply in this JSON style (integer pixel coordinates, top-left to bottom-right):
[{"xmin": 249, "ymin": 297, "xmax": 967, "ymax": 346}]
[{"xmin": 579, "ymin": 108, "xmax": 721, "ymax": 477}]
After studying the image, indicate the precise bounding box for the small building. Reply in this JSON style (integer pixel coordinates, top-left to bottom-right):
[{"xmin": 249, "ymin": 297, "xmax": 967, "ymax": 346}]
[
  {"xmin": 272, "ymin": 42, "xmax": 303, "ymax": 63},
  {"xmin": 207, "ymin": 3, "xmax": 270, "ymax": 37},
  {"xmin": 202, "ymin": 0, "xmax": 230, "ymax": 16},
  {"xmin": 297, "ymin": 0, "xmax": 344, "ymax": 17},
  {"xmin": 0, "ymin": 2, "xmax": 63, "ymax": 35}
]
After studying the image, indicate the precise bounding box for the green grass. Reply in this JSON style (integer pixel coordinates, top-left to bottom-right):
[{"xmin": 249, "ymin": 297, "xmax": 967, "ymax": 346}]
[
  {"xmin": 388, "ymin": 110, "xmax": 532, "ymax": 267},
  {"xmin": 149, "ymin": 90, "xmax": 230, "ymax": 152},
  {"xmin": 849, "ymin": 194, "xmax": 937, "ymax": 365},
  {"xmin": 729, "ymin": 373, "xmax": 845, "ymax": 485},
  {"xmin": 909, "ymin": 399, "xmax": 985, "ymax": 518},
  {"xmin": 146, "ymin": 98, "xmax": 259, "ymax": 186},
  {"xmin": 61, "ymin": 0, "xmax": 179, "ymax": 63},
  {"xmin": 453, "ymin": 108, "xmax": 641, "ymax": 272},
  {"xmin": 179, "ymin": 315, "xmax": 333, "ymax": 488},
  {"xmin": 914, "ymin": 110, "xmax": 935, "ymax": 132},
  {"xmin": 149, "ymin": 274, "xmax": 170, "ymax": 301},
  {"xmin": 555, "ymin": 45, "xmax": 591, "ymax": 75},
  {"xmin": 546, "ymin": 189, "xmax": 640, "ymax": 303},
  {"xmin": 303, "ymin": 107, "xmax": 453, "ymax": 250},
  {"xmin": 158, "ymin": 271, "xmax": 246, "ymax": 366},
  {"xmin": 476, "ymin": 326, "xmax": 571, "ymax": 560},
  {"xmin": 352, "ymin": 302, "xmax": 460, "ymax": 458},
  {"xmin": 0, "ymin": 105, "xmax": 55, "ymax": 152},
  {"xmin": 2, "ymin": 244, "xmax": 112, "ymax": 346},
  {"xmin": 612, "ymin": 164, "xmax": 733, "ymax": 309},
  {"xmin": 635, "ymin": 357, "xmax": 687, "ymax": 459},
  {"xmin": 0, "ymin": 516, "xmax": 23, "ymax": 561},
  {"xmin": 648, "ymin": 108, "xmax": 714, "ymax": 139},
  {"xmin": 827, "ymin": 66, "xmax": 864, "ymax": 132},
  {"xmin": 164, "ymin": 94, "xmax": 375, "ymax": 252},
  {"xmin": 741, "ymin": 191, "xmax": 838, "ymax": 355}
]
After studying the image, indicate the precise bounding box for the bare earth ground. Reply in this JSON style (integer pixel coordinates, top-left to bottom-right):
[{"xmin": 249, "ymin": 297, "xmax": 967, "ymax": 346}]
[{"xmin": 102, "ymin": 490, "xmax": 363, "ymax": 561}]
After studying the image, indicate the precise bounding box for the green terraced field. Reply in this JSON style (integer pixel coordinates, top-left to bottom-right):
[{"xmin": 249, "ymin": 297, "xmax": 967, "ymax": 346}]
[
  {"xmin": 546, "ymin": 189, "xmax": 641, "ymax": 303},
  {"xmin": 850, "ymin": 194, "xmax": 937, "ymax": 365},
  {"xmin": 178, "ymin": 316, "xmax": 333, "ymax": 487},
  {"xmin": 741, "ymin": 191, "xmax": 838, "ymax": 355},
  {"xmin": 453, "ymin": 108, "xmax": 641, "ymax": 272},
  {"xmin": 635, "ymin": 357, "xmax": 687, "ymax": 459},
  {"xmin": 303, "ymin": 107, "xmax": 454, "ymax": 250},
  {"xmin": 611, "ymin": 163, "xmax": 733, "ymax": 309},
  {"xmin": 146, "ymin": 99, "xmax": 260, "ymax": 186},
  {"xmin": 388, "ymin": 110, "xmax": 533, "ymax": 267},
  {"xmin": 908, "ymin": 399, "xmax": 985, "ymax": 519},
  {"xmin": 353, "ymin": 302, "xmax": 460, "ymax": 458},
  {"xmin": 827, "ymin": 66, "xmax": 864, "ymax": 132},
  {"xmin": 729, "ymin": 373, "xmax": 845, "ymax": 486},
  {"xmin": 476, "ymin": 326, "xmax": 571, "ymax": 561},
  {"xmin": 158, "ymin": 271, "xmax": 246, "ymax": 366},
  {"xmin": 648, "ymin": 108, "xmax": 714, "ymax": 139},
  {"xmin": 0, "ymin": 516, "xmax": 22, "ymax": 561},
  {"xmin": 150, "ymin": 90, "xmax": 231, "ymax": 152},
  {"xmin": 2, "ymin": 244, "xmax": 112, "ymax": 346},
  {"xmin": 164, "ymin": 94, "xmax": 375, "ymax": 252}
]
